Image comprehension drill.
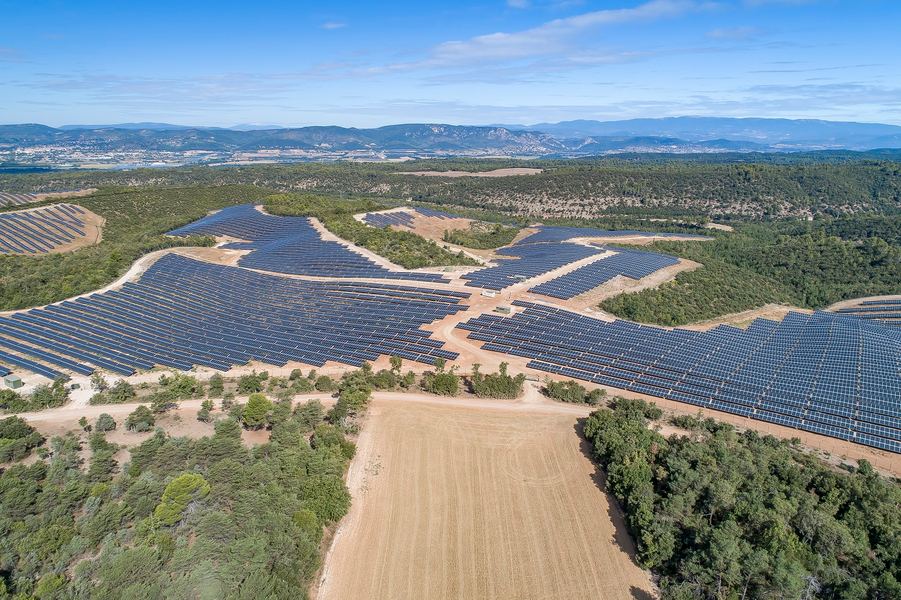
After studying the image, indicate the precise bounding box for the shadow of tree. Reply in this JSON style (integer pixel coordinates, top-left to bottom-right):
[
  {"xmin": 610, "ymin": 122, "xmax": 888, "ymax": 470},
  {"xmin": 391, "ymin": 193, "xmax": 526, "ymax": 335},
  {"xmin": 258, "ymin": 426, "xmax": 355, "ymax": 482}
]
[
  {"xmin": 631, "ymin": 584, "xmax": 654, "ymax": 600},
  {"xmin": 574, "ymin": 417, "xmax": 642, "ymax": 566}
]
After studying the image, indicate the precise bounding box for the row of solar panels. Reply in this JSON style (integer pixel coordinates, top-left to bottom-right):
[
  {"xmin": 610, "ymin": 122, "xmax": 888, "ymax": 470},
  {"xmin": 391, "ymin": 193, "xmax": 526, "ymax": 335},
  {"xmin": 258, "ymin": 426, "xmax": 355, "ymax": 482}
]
[
  {"xmin": 0, "ymin": 255, "xmax": 468, "ymax": 380},
  {"xmin": 529, "ymin": 247, "xmax": 680, "ymax": 299},
  {"xmin": 168, "ymin": 204, "xmax": 450, "ymax": 283},
  {"xmin": 838, "ymin": 306, "xmax": 901, "ymax": 313},
  {"xmin": 0, "ymin": 193, "xmax": 38, "ymax": 207},
  {"xmin": 0, "ymin": 204, "xmax": 88, "ymax": 254},
  {"xmin": 457, "ymin": 302, "xmax": 901, "ymax": 453},
  {"xmin": 461, "ymin": 242, "xmax": 603, "ymax": 290},
  {"xmin": 0, "ymin": 190, "xmax": 91, "ymax": 208},
  {"xmin": 361, "ymin": 211, "xmax": 416, "ymax": 229},
  {"xmin": 513, "ymin": 225, "xmax": 713, "ymax": 245}
]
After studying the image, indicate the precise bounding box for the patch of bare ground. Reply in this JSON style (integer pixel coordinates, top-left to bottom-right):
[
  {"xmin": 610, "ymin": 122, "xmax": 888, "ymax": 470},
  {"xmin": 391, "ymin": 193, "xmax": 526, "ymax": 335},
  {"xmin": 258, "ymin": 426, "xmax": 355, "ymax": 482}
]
[
  {"xmin": 396, "ymin": 168, "xmax": 543, "ymax": 178},
  {"xmin": 33, "ymin": 188, "xmax": 98, "ymax": 201},
  {"xmin": 677, "ymin": 303, "xmax": 813, "ymax": 332},
  {"xmin": 649, "ymin": 218, "xmax": 732, "ymax": 232},
  {"xmin": 317, "ymin": 397, "xmax": 655, "ymax": 600},
  {"xmin": 825, "ymin": 294, "xmax": 901, "ymax": 312}
]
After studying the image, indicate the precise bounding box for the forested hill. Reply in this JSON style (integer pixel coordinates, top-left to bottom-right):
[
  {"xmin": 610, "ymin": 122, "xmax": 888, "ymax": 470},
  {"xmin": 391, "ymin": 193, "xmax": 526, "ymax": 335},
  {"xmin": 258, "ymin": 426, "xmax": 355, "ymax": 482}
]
[{"xmin": 2, "ymin": 157, "xmax": 900, "ymax": 219}]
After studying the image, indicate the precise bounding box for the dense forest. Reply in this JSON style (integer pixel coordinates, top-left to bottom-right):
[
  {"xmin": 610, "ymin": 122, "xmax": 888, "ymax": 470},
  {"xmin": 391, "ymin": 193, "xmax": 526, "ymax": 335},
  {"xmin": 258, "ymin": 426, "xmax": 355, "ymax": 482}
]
[
  {"xmin": 2, "ymin": 156, "xmax": 900, "ymax": 220},
  {"xmin": 584, "ymin": 399, "xmax": 901, "ymax": 599},
  {"xmin": 0, "ymin": 400, "xmax": 355, "ymax": 598},
  {"xmin": 0, "ymin": 359, "xmax": 403, "ymax": 598}
]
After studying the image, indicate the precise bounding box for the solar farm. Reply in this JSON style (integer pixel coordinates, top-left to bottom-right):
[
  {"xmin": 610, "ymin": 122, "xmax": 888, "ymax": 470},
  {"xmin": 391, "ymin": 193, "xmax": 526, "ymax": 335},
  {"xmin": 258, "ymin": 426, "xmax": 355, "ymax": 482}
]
[
  {"xmin": 0, "ymin": 192, "xmax": 39, "ymax": 207},
  {"xmin": 461, "ymin": 242, "xmax": 603, "ymax": 290},
  {"xmin": 0, "ymin": 204, "xmax": 90, "ymax": 254},
  {"xmin": 0, "ymin": 254, "xmax": 466, "ymax": 379},
  {"xmin": 457, "ymin": 302, "xmax": 901, "ymax": 453},
  {"xmin": 169, "ymin": 204, "xmax": 450, "ymax": 282},
  {"xmin": 360, "ymin": 206, "xmax": 465, "ymax": 229},
  {"xmin": 528, "ymin": 246, "xmax": 680, "ymax": 299},
  {"xmin": 2, "ymin": 200, "xmax": 901, "ymax": 458}
]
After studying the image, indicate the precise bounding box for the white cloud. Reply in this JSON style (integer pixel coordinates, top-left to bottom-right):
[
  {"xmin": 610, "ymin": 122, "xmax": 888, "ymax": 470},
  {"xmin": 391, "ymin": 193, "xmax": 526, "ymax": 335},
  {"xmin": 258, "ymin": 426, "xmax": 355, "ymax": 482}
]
[
  {"xmin": 356, "ymin": 0, "xmax": 717, "ymax": 77},
  {"xmin": 507, "ymin": 0, "xmax": 530, "ymax": 7},
  {"xmin": 321, "ymin": 22, "xmax": 348, "ymax": 30}
]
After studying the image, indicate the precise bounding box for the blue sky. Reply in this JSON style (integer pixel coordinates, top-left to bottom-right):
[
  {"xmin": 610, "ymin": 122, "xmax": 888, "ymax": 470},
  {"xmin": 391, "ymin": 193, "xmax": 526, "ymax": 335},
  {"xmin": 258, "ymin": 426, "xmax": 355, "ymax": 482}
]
[{"xmin": 1, "ymin": 0, "xmax": 899, "ymax": 127}]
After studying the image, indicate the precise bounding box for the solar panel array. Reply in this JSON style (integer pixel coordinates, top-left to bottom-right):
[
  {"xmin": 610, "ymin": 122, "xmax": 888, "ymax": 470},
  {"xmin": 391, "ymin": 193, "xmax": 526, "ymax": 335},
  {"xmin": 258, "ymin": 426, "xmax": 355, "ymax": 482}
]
[
  {"xmin": 461, "ymin": 242, "xmax": 603, "ymax": 291},
  {"xmin": 0, "ymin": 193, "xmax": 38, "ymax": 207},
  {"xmin": 0, "ymin": 254, "xmax": 468, "ymax": 380},
  {"xmin": 837, "ymin": 300, "xmax": 901, "ymax": 327},
  {"xmin": 529, "ymin": 246, "xmax": 680, "ymax": 299},
  {"xmin": 168, "ymin": 204, "xmax": 449, "ymax": 283},
  {"xmin": 0, "ymin": 204, "xmax": 88, "ymax": 254},
  {"xmin": 514, "ymin": 225, "xmax": 712, "ymax": 245},
  {"xmin": 361, "ymin": 211, "xmax": 416, "ymax": 229},
  {"xmin": 457, "ymin": 302, "xmax": 901, "ymax": 453}
]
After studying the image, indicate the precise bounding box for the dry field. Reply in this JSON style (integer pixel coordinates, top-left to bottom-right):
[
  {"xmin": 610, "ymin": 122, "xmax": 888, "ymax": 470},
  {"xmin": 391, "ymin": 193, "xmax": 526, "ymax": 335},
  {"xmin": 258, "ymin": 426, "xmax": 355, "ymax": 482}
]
[{"xmin": 319, "ymin": 399, "xmax": 654, "ymax": 600}]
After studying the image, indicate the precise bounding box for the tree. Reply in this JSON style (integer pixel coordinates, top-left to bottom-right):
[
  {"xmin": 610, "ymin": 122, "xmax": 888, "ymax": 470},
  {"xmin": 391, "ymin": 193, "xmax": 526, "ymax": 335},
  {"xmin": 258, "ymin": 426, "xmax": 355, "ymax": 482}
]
[
  {"xmin": 389, "ymin": 355, "xmax": 402, "ymax": 374},
  {"xmin": 108, "ymin": 379, "xmax": 137, "ymax": 404},
  {"xmin": 153, "ymin": 474, "xmax": 210, "ymax": 527},
  {"xmin": 300, "ymin": 474, "xmax": 351, "ymax": 525},
  {"xmin": 196, "ymin": 399, "xmax": 214, "ymax": 423},
  {"xmin": 237, "ymin": 372, "xmax": 264, "ymax": 395},
  {"xmin": 208, "ymin": 373, "xmax": 224, "ymax": 398},
  {"xmin": 90, "ymin": 372, "xmax": 109, "ymax": 392},
  {"xmin": 79, "ymin": 416, "xmax": 92, "ymax": 432},
  {"xmin": 243, "ymin": 394, "xmax": 272, "ymax": 429},
  {"xmin": 294, "ymin": 400, "xmax": 324, "ymax": 432},
  {"xmin": 126, "ymin": 405, "xmax": 155, "ymax": 432},
  {"xmin": 95, "ymin": 413, "xmax": 116, "ymax": 432},
  {"xmin": 315, "ymin": 376, "xmax": 337, "ymax": 392}
]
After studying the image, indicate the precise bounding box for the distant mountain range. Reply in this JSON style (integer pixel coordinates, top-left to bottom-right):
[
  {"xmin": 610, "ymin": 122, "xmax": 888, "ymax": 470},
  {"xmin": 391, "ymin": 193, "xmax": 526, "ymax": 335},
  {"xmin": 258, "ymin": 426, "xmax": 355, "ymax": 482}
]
[
  {"xmin": 493, "ymin": 117, "xmax": 901, "ymax": 150},
  {"xmin": 1, "ymin": 118, "xmax": 900, "ymax": 162}
]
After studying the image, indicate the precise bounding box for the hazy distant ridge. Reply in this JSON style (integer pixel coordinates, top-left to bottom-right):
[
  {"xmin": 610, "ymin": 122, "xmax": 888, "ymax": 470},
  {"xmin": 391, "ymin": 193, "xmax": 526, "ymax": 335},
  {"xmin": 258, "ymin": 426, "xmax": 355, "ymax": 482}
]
[{"xmin": 1, "ymin": 117, "xmax": 900, "ymax": 156}]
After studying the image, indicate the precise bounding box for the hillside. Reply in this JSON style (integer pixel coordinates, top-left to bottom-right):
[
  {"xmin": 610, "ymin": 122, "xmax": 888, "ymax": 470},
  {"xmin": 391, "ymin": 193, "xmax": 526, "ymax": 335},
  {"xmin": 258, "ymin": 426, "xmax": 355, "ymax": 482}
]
[{"xmin": 3, "ymin": 158, "xmax": 901, "ymax": 219}]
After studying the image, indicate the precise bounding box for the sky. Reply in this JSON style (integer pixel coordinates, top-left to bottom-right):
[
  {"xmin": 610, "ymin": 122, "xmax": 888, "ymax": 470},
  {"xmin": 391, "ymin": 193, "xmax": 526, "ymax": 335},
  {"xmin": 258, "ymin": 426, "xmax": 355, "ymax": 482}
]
[{"xmin": 1, "ymin": 0, "xmax": 899, "ymax": 128}]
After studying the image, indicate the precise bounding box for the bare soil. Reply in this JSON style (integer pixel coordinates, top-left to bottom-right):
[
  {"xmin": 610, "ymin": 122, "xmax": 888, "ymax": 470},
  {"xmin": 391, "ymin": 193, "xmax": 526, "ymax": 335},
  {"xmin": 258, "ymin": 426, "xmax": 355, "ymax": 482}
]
[
  {"xmin": 678, "ymin": 304, "xmax": 813, "ymax": 332},
  {"xmin": 33, "ymin": 189, "xmax": 99, "ymax": 201},
  {"xmin": 317, "ymin": 397, "xmax": 655, "ymax": 600}
]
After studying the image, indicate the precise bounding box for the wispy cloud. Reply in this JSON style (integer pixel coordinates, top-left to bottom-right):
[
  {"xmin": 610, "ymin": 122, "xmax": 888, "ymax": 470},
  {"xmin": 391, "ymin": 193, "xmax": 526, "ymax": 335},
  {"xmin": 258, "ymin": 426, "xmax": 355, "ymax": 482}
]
[
  {"xmin": 706, "ymin": 26, "xmax": 765, "ymax": 40},
  {"xmin": 23, "ymin": 72, "xmax": 306, "ymax": 109},
  {"xmin": 343, "ymin": 0, "xmax": 717, "ymax": 80},
  {"xmin": 743, "ymin": 0, "xmax": 819, "ymax": 5},
  {"xmin": 429, "ymin": 0, "xmax": 716, "ymax": 65},
  {"xmin": 321, "ymin": 22, "xmax": 347, "ymax": 30},
  {"xmin": 0, "ymin": 47, "xmax": 29, "ymax": 63}
]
